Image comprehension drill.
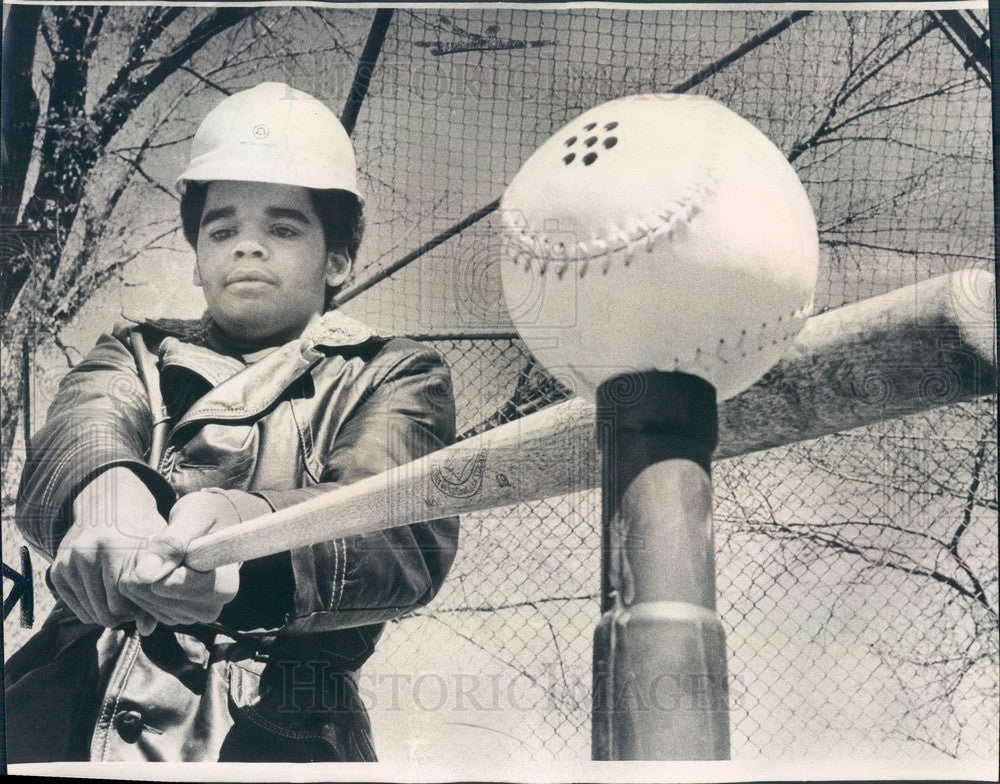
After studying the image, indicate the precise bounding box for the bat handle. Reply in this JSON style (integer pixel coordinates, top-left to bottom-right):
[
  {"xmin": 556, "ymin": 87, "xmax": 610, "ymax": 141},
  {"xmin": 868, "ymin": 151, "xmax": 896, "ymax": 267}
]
[{"xmin": 592, "ymin": 371, "xmax": 730, "ymax": 761}]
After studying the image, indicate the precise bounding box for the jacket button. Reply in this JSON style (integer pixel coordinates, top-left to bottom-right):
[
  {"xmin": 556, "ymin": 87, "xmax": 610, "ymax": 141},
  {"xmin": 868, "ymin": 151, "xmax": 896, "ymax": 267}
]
[{"xmin": 114, "ymin": 710, "xmax": 145, "ymax": 743}]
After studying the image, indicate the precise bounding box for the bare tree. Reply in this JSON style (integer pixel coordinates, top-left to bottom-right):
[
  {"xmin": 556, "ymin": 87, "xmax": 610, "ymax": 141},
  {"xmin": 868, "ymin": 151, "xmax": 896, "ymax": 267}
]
[
  {"xmin": 715, "ymin": 399, "xmax": 998, "ymax": 756},
  {"xmin": 785, "ymin": 12, "xmax": 991, "ymax": 308}
]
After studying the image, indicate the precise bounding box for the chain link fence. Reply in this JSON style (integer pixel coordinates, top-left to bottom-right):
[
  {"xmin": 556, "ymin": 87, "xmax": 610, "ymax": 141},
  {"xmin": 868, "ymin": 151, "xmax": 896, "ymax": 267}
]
[
  {"xmin": 341, "ymin": 8, "xmax": 996, "ymax": 761},
  {"xmin": 3, "ymin": 5, "xmax": 994, "ymax": 765}
]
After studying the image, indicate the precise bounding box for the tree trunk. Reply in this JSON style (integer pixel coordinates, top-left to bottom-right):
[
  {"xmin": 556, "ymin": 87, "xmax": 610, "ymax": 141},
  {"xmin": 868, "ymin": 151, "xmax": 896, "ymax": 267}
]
[
  {"xmin": 1, "ymin": 4, "xmax": 43, "ymax": 225},
  {"xmin": 0, "ymin": 321, "xmax": 29, "ymax": 491}
]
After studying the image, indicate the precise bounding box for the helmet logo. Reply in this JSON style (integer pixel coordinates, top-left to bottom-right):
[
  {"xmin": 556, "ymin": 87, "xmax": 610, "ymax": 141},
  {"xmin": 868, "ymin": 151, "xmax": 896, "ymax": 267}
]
[{"xmin": 252, "ymin": 123, "xmax": 270, "ymax": 140}]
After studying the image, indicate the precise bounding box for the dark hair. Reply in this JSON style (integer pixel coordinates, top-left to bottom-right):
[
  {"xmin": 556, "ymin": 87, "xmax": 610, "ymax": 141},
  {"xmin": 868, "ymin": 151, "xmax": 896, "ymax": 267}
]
[{"xmin": 180, "ymin": 182, "xmax": 365, "ymax": 306}]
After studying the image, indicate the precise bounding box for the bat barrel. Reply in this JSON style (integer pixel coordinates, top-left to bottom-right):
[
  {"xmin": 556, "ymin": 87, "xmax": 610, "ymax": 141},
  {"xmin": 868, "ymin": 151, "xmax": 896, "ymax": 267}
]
[{"xmin": 592, "ymin": 372, "xmax": 730, "ymax": 760}]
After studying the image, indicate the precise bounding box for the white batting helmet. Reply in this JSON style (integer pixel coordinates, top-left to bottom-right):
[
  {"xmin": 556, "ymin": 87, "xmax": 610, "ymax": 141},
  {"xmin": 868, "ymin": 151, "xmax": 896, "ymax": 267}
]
[{"xmin": 176, "ymin": 82, "xmax": 362, "ymax": 201}]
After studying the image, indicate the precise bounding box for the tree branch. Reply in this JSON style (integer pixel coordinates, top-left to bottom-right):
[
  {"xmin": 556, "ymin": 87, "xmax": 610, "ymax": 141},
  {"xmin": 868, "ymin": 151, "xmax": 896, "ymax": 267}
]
[
  {"xmin": 419, "ymin": 593, "xmax": 596, "ymax": 615},
  {"xmin": 944, "ymin": 438, "xmax": 996, "ymax": 617},
  {"xmin": 81, "ymin": 6, "xmax": 110, "ymax": 61},
  {"xmin": 789, "ymin": 18, "xmax": 942, "ymax": 163},
  {"xmin": 819, "ymin": 238, "xmax": 994, "ymax": 265},
  {"xmin": 97, "ymin": 8, "xmax": 185, "ymax": 112},
  {"xmin": 92, "ymin": 9, "xmax": 255, "ymax": 151},
  {"xmin": 822, "ymin": 78, "xmax": 978, "ymax": 139},
  {"xmin": 756, "ymin": 516, "xmax": 998, "ymax": 620},
  {"xmin": 176, "ymin": 65, "xmax": 232, "ymax": 96},
  {"xmin": 836, "ymin": 19, "xmax": 932, "ymax": 111},
  {"xmin": 112, "ymin": 152, "xmax": 177, "ymax": 200}
]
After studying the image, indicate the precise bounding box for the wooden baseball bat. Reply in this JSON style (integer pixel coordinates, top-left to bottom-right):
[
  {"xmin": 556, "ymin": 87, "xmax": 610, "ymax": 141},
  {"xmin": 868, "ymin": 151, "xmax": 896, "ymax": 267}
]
[{"xmin": 185, "ymin": 269, "xmax": 995, "ymax": 572}]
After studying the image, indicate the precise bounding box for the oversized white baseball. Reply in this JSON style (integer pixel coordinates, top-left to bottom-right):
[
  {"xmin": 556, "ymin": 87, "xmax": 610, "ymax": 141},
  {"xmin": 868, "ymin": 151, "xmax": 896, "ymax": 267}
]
[{"xmin": 499, "ymin": 93, "xmax": 819, "ymax": 402}]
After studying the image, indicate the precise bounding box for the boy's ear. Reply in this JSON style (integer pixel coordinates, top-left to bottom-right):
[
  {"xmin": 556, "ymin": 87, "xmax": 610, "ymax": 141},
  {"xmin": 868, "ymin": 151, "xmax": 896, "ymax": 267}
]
[
  {"xmin": 325, "ymin": 248, "xmax": 352, "ymax": 289},
  {"xmin": 192, "ymin": 262, "xmax": 203, "ymax": 287}
]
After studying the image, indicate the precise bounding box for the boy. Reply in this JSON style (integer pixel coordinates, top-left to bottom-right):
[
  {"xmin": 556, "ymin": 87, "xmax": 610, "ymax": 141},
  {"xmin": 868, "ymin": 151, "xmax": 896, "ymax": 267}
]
[{"xmin": 5, "ymin": 82, "xmax": 459, "ymax": 762}]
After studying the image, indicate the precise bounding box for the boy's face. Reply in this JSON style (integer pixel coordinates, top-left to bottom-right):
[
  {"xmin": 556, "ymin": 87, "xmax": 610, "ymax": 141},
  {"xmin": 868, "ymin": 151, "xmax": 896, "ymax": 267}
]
[{"xmin": 194, "ymin": 180, "xmax": 350, "ymax": 349}]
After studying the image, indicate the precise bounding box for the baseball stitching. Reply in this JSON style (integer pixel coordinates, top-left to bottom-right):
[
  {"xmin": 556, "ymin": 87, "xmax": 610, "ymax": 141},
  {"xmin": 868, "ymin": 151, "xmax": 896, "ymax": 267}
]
[{"xmin": 505, "ymin": 173, "xmax": 719, "ymax": 279}]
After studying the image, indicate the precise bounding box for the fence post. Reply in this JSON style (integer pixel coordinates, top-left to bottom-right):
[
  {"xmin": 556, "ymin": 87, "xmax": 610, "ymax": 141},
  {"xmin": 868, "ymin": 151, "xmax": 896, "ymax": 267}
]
[{"xmin": 592, "ymin": 371, "xmax": 730, "ymax": 760}]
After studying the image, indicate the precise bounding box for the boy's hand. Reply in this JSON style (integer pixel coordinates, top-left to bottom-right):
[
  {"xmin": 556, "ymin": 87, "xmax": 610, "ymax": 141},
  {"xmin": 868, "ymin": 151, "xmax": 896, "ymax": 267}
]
[
  {"xmin": 123, "ymin": 490, "xmax": 242, "ymax": 634},
  {"xmin": 52, "ymin": 467, "xmax": 166, "ymax": 629}
]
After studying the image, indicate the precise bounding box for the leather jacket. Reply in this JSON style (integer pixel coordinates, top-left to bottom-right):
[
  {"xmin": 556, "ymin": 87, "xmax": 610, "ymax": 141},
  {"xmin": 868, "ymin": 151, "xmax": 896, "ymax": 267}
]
[{"xmin": 7, "ymin": 310, "xmax": 459, "ymax": 762}]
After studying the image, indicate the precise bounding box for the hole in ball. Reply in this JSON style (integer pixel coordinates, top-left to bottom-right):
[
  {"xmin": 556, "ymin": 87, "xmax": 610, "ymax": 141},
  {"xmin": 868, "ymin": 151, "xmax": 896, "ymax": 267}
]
[
  {"xmin": 585, "ymin": 136, "xmax": 598, "ymax": 147},
  {"xmin": 604, "ymin": 136, "xmax": 618, "ymax": 149},
  {"xmin": 583, "ymin": 152, "xmax": 597, "ymax": 165},
  {"xmin": 584, "ymin": 122, "xmax": 597, "ymax": 131},
  {"xmin": 563, "ymin": 153, "xmax": 575, "ymax": 164},
  {"xmin": 565, "ymin": 136, "xmax": 577, "ymax": 147},
  {"xmin": 605, "ymin": 121, "xmax": 618, "ymax": 131}
]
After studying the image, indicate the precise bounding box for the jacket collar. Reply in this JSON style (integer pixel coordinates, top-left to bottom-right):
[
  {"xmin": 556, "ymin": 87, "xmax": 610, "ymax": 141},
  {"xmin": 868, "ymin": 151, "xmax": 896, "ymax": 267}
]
[
  {"xmin": 140, "ymin": 309, "xmax": 388, "ymax": 353},
  {"xmin": 300, "ymin": 309, "xmax": 388, "ymax": 349},
  {"xmin": 144, "ymin": 311, "xmax": 390, "ymax": 437}
]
